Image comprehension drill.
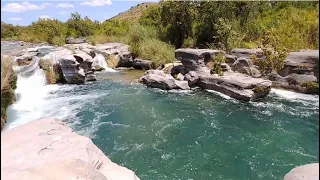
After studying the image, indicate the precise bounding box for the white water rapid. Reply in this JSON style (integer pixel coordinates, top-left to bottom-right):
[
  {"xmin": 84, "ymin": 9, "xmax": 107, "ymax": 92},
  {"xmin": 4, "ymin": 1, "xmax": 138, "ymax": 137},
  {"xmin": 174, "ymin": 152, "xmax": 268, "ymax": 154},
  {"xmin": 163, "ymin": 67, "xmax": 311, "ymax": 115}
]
[{"xmin": 93, "ymin": 54, "xmax": 117, "ymax": 72}]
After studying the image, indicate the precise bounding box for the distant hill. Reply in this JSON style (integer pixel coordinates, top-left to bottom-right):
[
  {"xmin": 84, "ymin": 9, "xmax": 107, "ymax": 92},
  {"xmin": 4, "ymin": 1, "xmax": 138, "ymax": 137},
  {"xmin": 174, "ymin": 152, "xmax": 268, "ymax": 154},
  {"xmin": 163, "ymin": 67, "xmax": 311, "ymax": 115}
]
[{"xmin": 107, "ymin": 2, "xmax": 158, "ymax": 22}]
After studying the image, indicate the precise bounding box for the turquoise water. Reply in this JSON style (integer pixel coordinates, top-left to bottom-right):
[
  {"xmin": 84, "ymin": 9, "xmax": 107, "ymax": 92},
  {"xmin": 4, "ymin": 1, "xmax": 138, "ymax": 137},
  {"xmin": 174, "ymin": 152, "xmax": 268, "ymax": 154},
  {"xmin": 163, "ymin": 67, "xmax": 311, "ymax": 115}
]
[
  {"xmin": 41, "ymin": 76, "xmax": 318, "ymax": 180},
  {"xmin": 3, "ymin": 54, "xmax": 318, "ymax": 180}
]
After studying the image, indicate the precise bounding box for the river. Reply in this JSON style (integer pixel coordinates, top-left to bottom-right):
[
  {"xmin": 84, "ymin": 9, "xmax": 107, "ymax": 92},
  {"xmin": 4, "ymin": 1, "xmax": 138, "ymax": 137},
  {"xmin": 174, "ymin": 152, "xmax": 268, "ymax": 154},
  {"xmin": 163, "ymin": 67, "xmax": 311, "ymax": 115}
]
[{"xmin": 2, "ymin": 44, "xmax": 319, "ymax": 180}]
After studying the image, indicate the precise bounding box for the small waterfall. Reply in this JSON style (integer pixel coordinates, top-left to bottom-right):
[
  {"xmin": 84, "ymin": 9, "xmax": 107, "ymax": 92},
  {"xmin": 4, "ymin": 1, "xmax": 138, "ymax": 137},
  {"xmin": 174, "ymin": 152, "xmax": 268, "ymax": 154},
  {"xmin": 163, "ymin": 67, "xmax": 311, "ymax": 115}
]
[
  {"xmin": 2, "ymin": 57, "xmax": 58, "ymax": 131},
  {"xmin": 92, "ymin": 54, "xmax": 116, "ymax": 72}
]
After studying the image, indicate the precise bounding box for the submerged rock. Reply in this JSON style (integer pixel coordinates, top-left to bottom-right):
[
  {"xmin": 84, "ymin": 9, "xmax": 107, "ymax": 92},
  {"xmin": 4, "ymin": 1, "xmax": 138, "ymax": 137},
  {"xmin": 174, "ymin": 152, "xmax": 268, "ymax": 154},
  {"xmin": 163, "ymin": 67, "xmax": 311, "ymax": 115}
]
[
  {"xmin": 1, "ymin": 119, "xmax": 140, "ymax": 180},
  {"xmin": 283, "ymin": 163, "xmax": 319, "ymax": 180}
]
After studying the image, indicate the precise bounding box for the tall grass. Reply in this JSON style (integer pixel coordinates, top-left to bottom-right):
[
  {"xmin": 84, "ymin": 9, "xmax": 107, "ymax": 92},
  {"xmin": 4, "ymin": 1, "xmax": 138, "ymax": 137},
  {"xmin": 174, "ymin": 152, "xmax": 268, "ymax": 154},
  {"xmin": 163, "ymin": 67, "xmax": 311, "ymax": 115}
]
[
  {"xmin": 1, "ymin": 56, "xmax": 15, "ymax": 92},
  {"xmin": 1, "ymin": 56, "xmax": 17, "ymax": 130},
  {"xmin": 127, "ymin": 24, "xmax": 175, "ymax": 67}
]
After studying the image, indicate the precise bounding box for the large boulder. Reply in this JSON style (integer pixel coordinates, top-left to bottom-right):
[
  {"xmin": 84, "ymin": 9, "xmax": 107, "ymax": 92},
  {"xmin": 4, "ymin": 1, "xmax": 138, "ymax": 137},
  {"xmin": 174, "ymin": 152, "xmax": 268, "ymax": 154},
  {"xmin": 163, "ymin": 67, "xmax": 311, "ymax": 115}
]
[
  {"xmin": 132, "ymin": 59, "xmax": 152, "ymax": 70},
  {"xmin": 278, "ymin": 50, "xmax": 319, "ymax": 80},
  {"xmin": 140, "ymin": 70, "xmax": 190, "ymax": 90},
  {"xmin": 66, "ymin": 37, "xmax": 87, "ymax": 44},
  {"xmin": 272, "ymin": 73, "xmax": 318, "ymax": 94},
  {"xmin": 74, "ymin": 52, "xmax": 96, "ymax": 81},
  {"xmin": 283, "ymin": 163, "xmax": 319, "ymax": 180},
  {"xmin": 232, "ymin": 57, "xmax": 261, "ymax": 78},
  {"xmin": 160, "ymin": 62, "xmax": 185, "ymax": 75},
  {"xmin": 175, "ymin": 48, "xmax": 225, "ymax": 71},
  {"xmin": 1, "ymin": 119, "xmax": 140, "ymax": 180},
  {"xmin": 198, "ymin": 71, "xmax": 272, "ymax": 101},
  {"xmin": 184, "ymin": 71, "xmax": 199, "ymax": 87},
  {"xmin": 58, "ymin": 54, "xmax": 85, "ymax": 84},
  {"xmin": 230, "ymin": 48, "xmax": 263, "ymax": 58}
]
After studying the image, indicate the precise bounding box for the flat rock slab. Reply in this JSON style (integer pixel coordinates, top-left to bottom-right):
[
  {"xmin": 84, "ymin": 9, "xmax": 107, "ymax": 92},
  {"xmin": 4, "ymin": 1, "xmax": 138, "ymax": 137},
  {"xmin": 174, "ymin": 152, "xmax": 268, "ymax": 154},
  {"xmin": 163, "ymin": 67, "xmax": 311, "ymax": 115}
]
[
  {"xmin": 1, "ymin": 119, "xmax": 139, "ymax": 180},
  {"xmin": 198, "ymin": 71, "xmax": 272, "ymax": 101},
  {"xmin": 284, "ymin": 163, "xmax": 319, "ymax": 180}
]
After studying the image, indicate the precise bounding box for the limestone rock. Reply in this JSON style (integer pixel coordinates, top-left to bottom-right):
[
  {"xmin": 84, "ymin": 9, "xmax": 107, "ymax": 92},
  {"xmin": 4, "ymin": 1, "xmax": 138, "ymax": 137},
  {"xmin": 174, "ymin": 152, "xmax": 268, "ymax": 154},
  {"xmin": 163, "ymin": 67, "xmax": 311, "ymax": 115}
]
[
  {"xmin": 176, "ymin": 73, "xmax": 185, "ymax": 81},
  {"xmin": 1, "ymin": 119, "xmax": 140, "ymax": 180},
  {"xmin": 198, "ymin": 71, "xmax": 272, "ymax": 101},
  {"xmin": 174, "ymin": 80, "xmax": 190, "ymax": 90},
  {"xmin": 58, "ymin": 54, "xmax": 85, "ymax": 84},
  {"xmin": 140, "ymin": 70, "xmax": 190, "ymax": 90},
  {"xmin": 66, "ymin": 37, "xmax": 87, "ymax": 44},
  {"xmin": 74, "ymin": 52, "xmax": 96, "ymax": 81},
  {"xmin": 175, "ymin": 48, "xmax": 225, "ymax": 71},
  {"xmin": 184, "ymin": 71, "xmax": 199, "ymax": 87},
  {"xmin": 230, "ymin": 48, "xmax": 263, "ymax": 58},
  {"xmin": 132, "ymin": 59, "xmax": 152, "ymax": 70},
  {"xmin": 283, "ymin": 163, "xmax": 319, "ymax": 180},
  {"xmin": 221, "ymin": 63, "xmax": 232, "ymax": 72},
  {"xmin": 2, "ymin": 159, "xmax": 108, "ymax": 180},
  {"xmin": 278, "ymin": 50, "xmax": 319, "ymax": 81}
]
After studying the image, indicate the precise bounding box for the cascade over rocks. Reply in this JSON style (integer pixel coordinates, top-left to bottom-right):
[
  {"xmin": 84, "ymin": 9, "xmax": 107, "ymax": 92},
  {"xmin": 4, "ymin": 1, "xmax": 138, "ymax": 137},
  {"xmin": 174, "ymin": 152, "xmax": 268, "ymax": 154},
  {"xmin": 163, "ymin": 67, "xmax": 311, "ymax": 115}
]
[{"xmin": 1, "ymin": 119, "xmax": 140, "ymax": 180}]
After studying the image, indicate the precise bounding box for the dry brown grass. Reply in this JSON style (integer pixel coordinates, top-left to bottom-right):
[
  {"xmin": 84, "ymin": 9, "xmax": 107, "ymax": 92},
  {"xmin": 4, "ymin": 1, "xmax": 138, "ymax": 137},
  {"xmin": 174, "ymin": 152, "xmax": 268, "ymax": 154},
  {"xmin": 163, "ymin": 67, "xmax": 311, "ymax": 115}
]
[
  {"xmin": 1, "ymin": 56, "xmax": 15, "ymax": 92},
  {"xmin": 88, "ymin": 35, "xmax": 127, "ymax": 45},
  {"xmin": 39, "ymin": 59, "xmax": 56, "ymax": 84},
  {"xmin": 106, "ymin": 55, "xmax": 120, "ymax": 68}
]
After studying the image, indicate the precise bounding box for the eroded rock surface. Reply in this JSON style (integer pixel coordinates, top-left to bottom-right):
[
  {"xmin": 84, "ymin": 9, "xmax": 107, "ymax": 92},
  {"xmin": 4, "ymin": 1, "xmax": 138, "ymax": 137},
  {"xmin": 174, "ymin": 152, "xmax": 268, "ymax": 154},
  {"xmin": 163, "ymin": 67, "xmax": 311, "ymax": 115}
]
[
  {"xmin": 1, "ymin": 119, "xmax": 140, "ymax": 180},
  {"xmin": 283, "ymin": 163, "xmax": 319, "ymax": 180}
]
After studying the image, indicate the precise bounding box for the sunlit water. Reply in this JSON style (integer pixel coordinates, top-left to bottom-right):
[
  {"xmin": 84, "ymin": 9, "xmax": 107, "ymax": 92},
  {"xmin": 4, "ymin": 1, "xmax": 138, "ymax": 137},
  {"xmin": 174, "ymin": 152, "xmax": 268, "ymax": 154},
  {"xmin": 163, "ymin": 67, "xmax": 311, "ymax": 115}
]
[{"xmin": 2, "ymin": 43, "xmax": 319, "ymax": 180}]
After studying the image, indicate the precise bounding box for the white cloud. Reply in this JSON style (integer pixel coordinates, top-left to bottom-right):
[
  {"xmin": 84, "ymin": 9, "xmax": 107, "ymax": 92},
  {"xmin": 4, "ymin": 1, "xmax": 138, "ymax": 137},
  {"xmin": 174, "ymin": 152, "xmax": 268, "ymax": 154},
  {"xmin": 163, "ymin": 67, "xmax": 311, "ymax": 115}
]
[
  {"xmin": 39, "ymin": 15, "xmax": 53, "ymax": 20},
  {"xmin": 8, "ymin": 17, "xmax": 22, "ymax": 21},
  {"xmin": 1, "ymin": 1, "xmax": 50, "ymax": 13},
  {"xmin": 56, "ymin": 3, "xmax": 74, "ymax": 8},
  {"xmin": 80, "ymin": 0, "xmax": 112, "ymax": 7}
]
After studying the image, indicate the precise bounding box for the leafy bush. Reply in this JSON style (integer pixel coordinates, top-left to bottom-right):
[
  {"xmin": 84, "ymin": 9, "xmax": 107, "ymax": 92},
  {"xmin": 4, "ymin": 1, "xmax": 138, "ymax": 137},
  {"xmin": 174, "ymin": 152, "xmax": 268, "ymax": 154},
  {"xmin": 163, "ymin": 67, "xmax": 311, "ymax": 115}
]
[
  {"xmin": 251, "ymin": 30, "xmax": 288, "ymax": 75},
  {"xmin": 302, "ymin": 82, "xmax": 319, "ymax": 93},
  {"xmin": 138, "ymin": 38, "xmax": 175, "ymax": 67}
]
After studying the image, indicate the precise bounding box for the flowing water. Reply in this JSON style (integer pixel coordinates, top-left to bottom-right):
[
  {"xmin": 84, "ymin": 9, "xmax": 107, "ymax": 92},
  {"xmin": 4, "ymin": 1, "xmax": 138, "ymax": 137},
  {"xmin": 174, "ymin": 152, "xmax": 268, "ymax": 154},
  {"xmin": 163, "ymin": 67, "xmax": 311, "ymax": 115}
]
[{"xmin": 2, "ymin": 43, "xmax": 319, "ymax": 180}]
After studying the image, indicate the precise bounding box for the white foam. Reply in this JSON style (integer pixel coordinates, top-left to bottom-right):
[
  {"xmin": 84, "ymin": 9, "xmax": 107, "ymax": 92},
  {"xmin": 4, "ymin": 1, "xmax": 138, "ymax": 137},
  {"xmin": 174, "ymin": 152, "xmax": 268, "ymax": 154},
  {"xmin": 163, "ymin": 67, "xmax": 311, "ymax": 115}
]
[
  {"xmin": 92, "ymin": 54, "xmax": 117, "ymax": 73},
  {"xmin": 270, "ymin": 88, "xmax": 319, "ymax": 102},
  {"xmin": 206, "ymin": 89, "xmax": 232, "ymax": 100}
]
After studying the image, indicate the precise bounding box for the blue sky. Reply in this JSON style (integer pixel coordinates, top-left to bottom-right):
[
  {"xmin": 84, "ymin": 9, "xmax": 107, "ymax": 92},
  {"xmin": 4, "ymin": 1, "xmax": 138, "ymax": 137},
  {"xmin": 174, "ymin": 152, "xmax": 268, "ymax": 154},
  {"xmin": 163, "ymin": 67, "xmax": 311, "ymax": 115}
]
[{"xmin": 1, "ymin": 0, "xmax": 158, "ymax": 26}]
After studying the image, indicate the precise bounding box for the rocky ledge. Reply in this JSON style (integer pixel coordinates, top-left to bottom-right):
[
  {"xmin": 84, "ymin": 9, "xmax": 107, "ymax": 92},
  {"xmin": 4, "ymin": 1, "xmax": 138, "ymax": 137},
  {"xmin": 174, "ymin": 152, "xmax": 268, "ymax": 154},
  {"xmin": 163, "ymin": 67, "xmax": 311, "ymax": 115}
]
[
  {"xmin": 284, "ymin": 163, "xmax": 319, "ymax": 180},
  {"xmin": 140, "ymin": 48, "xmax": 272, "ymax": 101},
  {"xmin": 1, "ymin": 119, "xmax": 140, "ymax": 180}
]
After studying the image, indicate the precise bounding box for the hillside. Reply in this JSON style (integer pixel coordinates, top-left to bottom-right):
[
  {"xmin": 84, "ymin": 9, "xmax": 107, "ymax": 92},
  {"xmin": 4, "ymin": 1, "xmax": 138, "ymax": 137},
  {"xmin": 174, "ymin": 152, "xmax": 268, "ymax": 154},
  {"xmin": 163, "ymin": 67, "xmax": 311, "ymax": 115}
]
[{"xmin": 107, "ymin": 2, "xmax": 158, "ymax": 22}]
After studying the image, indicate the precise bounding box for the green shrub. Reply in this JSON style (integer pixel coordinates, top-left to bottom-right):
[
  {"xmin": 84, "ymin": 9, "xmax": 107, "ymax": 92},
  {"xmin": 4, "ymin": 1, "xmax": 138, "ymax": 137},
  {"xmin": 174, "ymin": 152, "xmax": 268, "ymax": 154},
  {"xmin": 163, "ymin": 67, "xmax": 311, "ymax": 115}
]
[
  {"xmin": 210, "ymin": 52, "xmax": 225, "ymax": 76},
  {"xmin": 302, "ymin": 82, "xmax": 319, "ymax": 93},
  {"xmin": 251, "ymin": 30, "xmax": 288, "ymax": 75},
  {"xmin": 138, "ymin": 38, "xmax": 175, "ymax": 68}
]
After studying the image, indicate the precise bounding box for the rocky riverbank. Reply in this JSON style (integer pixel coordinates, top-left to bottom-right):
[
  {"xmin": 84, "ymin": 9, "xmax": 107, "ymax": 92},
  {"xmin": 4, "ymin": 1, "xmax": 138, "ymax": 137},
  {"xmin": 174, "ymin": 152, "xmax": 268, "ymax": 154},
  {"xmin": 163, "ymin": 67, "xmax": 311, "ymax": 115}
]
[{"xmin": 1, "ymin": 119, "xmax": 140, "ymax": 180}]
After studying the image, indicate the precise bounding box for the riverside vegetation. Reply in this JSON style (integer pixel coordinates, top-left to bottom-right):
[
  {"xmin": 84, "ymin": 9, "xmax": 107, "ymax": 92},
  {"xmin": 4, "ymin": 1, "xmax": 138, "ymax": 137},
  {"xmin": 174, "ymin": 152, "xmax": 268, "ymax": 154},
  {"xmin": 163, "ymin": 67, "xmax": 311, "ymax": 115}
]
[
  {"xmin": 1, "ymin": 56, "xmax": 17, "ymax": 130},
  {"xmin": 1, "ymin": 1, "xmax": 318, "ymax": 67}
]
